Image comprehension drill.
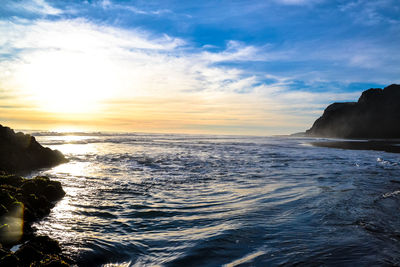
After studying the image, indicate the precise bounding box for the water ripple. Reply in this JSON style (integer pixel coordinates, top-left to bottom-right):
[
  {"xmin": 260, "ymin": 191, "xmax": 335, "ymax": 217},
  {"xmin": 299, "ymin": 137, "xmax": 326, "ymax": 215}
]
[{"xmin": 30, "ymin": 134, "xmax": 400, "ymax": 266}]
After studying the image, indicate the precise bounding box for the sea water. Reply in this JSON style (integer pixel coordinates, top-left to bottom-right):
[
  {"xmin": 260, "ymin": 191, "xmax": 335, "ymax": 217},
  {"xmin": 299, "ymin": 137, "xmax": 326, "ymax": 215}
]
[{"xmin": 28, "ymin": 133, "xmax": 400, "ymax": 266}]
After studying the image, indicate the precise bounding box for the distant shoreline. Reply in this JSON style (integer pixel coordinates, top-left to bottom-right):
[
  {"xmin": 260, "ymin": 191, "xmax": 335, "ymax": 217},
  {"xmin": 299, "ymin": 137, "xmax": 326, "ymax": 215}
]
[{"xmin": 310, "ymin": 140, "xmax": 400, "ymax": 154}]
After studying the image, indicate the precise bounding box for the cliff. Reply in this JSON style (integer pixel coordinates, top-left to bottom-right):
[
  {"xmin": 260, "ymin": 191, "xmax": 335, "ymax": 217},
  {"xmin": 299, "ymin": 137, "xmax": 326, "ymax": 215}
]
[
  {"xmin": 0, "ymin": 125, "xmax": 67, "ymax": 173},
  {"xmin": 306, "ymin": 84, "xmax": 400, "ymax": 138}
]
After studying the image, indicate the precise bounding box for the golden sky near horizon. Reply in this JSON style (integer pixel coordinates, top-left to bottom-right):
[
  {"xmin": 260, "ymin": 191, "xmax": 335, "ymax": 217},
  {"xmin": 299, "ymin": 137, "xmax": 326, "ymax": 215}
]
[
  {"xmin": 0, "ymin": 19, "xmax": 330, "ymax": 135},
  {"xmin": 1, "ymin": 0, "xmax": 392, "ymax": 135}
]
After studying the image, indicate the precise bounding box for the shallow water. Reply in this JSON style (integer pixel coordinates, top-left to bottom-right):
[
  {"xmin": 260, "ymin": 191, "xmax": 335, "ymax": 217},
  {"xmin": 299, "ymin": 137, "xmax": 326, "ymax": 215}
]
[{"xmin": 29, "ymin": 133, "xmax": 400, "ymax": 266}]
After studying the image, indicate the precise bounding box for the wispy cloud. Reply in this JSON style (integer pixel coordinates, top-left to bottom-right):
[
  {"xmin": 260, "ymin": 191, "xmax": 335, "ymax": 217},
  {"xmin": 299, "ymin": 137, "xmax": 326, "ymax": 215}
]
[
  {"xmin": 98, "ymin": 0, "xmax": 171, "ymax": 16},
  {"xmin": 1, "ymin": 0, "xmax": 398, "ymax": 134},
  {"xmin": 339, "ymin": 0, "xmax": 400, "ymax": 25},
  {"xmin": 199, "ymin": 41, "xmax": 264, "ymax": 63},
  {"xmin": 0, "ymin": 18, "xmax": 270, "ymax": 97},
  {"xmin": 274, "ymin": 0, "xmax": 322, "ymax": 6},
  {"xmin": 0, "ymin": 17, "xmax": 349, "ymax": 134},
  {"xmin": 0, "ymin": 19, "xmax": 184, "ymax": 52},
  {"xmin": 3, "ymin": 0, "xmax": 62, "ymax": 16}
]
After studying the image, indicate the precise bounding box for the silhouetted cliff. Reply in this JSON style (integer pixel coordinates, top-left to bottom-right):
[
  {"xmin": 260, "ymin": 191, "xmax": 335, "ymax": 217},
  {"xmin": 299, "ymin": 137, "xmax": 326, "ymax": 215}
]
[
  {"xmin": 0, "ymin": 125, "xmax": 67, "ymax": 172},
  {"xmin": 306, "ymin": 84, "xmax": 400, "ymax": 138}
]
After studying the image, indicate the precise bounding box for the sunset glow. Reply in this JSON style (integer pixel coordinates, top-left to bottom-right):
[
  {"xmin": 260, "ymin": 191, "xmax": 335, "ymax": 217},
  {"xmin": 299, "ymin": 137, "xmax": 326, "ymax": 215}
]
[
  {"xmin": 16, "ymin": 50, "xmax": 116, "ymax": 113},
  {"xmin": 1, "ymin": 1, "xmax": 400, "ymax": 265},
  {"xmin": 0, "ymin": 0, "xmax": 399, "ymax": 135}
]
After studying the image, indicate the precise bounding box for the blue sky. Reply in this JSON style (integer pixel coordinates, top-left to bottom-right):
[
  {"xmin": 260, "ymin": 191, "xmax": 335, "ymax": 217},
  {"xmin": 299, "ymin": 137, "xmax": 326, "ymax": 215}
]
[{"xmin": 0, "ymin": 0, "xmax": 399, "ymax": 134}]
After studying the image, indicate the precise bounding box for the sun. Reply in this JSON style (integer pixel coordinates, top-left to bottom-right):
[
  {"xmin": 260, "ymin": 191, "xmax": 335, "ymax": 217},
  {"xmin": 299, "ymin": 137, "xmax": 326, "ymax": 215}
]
[{"xmin": 15, "ymin": 50, "xmax": 116, "ymax": 114}]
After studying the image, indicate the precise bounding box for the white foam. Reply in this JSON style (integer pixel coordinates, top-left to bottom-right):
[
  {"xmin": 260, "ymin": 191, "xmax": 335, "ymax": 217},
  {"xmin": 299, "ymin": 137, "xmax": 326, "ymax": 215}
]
[
  {"xmin": 383, "ymin": 190, "xmax": 400, "ymax": 198},
  {"xmin": 224, "ymin": 251, "xmax": 264, "ymax": 267}
]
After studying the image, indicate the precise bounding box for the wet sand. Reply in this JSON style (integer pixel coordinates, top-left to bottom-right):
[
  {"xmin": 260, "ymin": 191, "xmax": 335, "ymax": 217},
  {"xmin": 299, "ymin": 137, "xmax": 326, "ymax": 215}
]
[{"xmin": 311, "ymin": 140, "xmax": 400, "ymax": 153}]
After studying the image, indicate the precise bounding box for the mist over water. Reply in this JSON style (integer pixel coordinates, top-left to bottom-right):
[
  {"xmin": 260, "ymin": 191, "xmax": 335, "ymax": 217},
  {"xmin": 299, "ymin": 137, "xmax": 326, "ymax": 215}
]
[{"xmin": 29, "ymin": 133, "xmax": 400, "ymax": 266}]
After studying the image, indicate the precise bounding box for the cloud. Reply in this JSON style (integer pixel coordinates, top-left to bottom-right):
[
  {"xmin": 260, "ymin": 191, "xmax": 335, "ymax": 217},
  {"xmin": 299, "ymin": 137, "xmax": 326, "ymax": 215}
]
[
  {"xmin": 274, "ymin": 0, "xmax": 322, "ymax": 6},
  {"xmin": 339, "ymin": 0, "xmax": 400, "ymax": 25},
  {"xmin": 0, "ymin": 19, "xmax": 184, "ymax": 53},
  {"xmin": 0, "ymin": 17, "xmax": 326, "ymax": 134},
  {"xmin": 0, "ymin": 18, "xmax": 273, "ymax": 97},
  {"xmin": 5, "ymin": 0, "xmax": 62, "ymax": 16},
  {"xmin": 98, "ymin": 0, "xmax": 171, "ymax": 16},
  {"xmin": 198, "ymin": 41, "xmax": 264, "ymax": 63},
  {"xmin": 0, "ymin": 19, "xmax": 266, "ymax": 107},
  {"xmin": 1, "ymin": 12, "xmax": 395, "ymax": 134}
]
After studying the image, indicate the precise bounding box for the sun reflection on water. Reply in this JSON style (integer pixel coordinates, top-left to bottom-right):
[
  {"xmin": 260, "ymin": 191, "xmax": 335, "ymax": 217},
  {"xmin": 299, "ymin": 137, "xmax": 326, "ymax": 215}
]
[
  {"xmin": 50, "ymin": 161, "xmax": 92, "ymax": 177},
  {"xmin": 55, "ymin": 143, "xmax": 96, "ymax": 155}
]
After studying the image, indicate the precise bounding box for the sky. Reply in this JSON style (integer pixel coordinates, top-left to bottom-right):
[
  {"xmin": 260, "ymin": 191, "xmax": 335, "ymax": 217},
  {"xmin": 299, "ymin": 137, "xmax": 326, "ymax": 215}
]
[{"xmin": 0, "ymin": 0, "xmax": 399, "ymax": 135}]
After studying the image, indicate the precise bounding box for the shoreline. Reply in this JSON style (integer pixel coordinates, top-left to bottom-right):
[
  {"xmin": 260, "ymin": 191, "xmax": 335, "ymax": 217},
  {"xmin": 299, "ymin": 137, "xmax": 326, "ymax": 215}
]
[
  {"xmin": 0, "ymin": 124, "xmax": 71, "ymax": 265},
  {"xmin": 310, "ymin": 140, "xmax": 400, "ymax": 154}
]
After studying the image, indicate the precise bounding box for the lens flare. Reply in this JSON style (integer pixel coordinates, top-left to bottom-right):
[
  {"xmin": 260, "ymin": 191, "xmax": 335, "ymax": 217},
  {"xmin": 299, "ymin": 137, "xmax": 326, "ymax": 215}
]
[{"xmin": 0, "ymin": 202, "xmax": 24, "ymax": 244}]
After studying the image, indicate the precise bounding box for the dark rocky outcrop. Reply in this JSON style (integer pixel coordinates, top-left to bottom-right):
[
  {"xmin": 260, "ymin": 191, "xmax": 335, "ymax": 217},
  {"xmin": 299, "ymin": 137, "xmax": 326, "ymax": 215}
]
[
  {"xmin": 0, "ymin": 173, "xmax": 70, "ymax": 266},
  {"xmin": 306, "ymin": 84, "xmax": 400, "ymax": 138},
  {"xmin": 0, "ymin": 125, "xmax": 71, "ymax": 265},
  {"xmin": 0, "ymin": 124, "xmax": 67, "ymax": 173}
]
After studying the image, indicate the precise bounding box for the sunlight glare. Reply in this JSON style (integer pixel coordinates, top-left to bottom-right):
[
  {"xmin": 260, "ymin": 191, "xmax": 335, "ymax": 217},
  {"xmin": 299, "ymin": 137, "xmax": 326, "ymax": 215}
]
[
  {"xmin": 51, "ymin": 126, "xmax": 87, "ymax": 133},
  {"xmin": 16, "ymin": 50, "xmax": 117, "ymax": 114}
]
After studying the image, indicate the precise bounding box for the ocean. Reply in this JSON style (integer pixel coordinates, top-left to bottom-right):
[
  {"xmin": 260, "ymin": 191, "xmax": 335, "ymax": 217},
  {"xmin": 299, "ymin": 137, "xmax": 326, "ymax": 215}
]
[{"xmin": 27, "ymin": 132, "xmax": 400, "ymax": 266}]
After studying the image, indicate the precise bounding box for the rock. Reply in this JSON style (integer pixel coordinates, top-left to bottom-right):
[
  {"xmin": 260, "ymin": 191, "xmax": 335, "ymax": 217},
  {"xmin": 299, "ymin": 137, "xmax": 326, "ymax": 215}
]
[
  {"xmin": 0, "ymin": 253, "xmax": 19, "ymax": 266},
  {"xmin": 28, "ymin": 236, "xmax": 62, "ymax": 255},
  {"xmin": 0, "ymin": 124, "xmax": 67, "ymax": 173},
  {"xmin": 0, "ymin": 173, "xmax": 65, "ymax": 243},
  {"xmin": 12, "ymin": 235, "xmax": 71, "ymax": 266},
  {"xmin": 15, "ymin": 243, "xmax": 43, "ymax": 265},
  {"xmin": 0, "ymin": 175, "xmax": 23, "ymax": 187},
  {"xmin": 0, "ymin": 124, "xmax": 71, "ymax": 265},
  {"xmin": 19, "ymin": 177, "xmax": 65, "ymax": 203},
  {"xmin": 305, "ymin": 84, "xmax": 400, "ymax": 138},
  {"xmin": 0, "ymin": 244, "xmax": 8, "ymax": 258},
  {"xmin": 0, "ymin": 190, "xmax": 16, "ymax": 207},
  {"xmin": 0, "ymin": 205, "xmax": 8, "ymax": 217},
  {"xmin": 21, "ymin": 181, "xmax": 38, "ymax": 195},
  {"xmin": 0, "ymin": 173, "xmax": 70, "ymax": 265},
  {"xmin": 36, "ymin": 257, "xmax": 70, "ymax": 267},
  {"xmin": 43, "ymin": 182, "xmax": 65, "ymax": 202}
]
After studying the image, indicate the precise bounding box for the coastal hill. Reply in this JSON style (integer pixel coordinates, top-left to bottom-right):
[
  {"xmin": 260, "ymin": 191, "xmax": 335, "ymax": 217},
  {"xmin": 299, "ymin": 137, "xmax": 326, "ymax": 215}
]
[
  {"xmin": 306, "ymin": 84, "xmax": 400, "ymax": 138},
  {"xmin": 0, "ymin": 124, "xmax": 67, "ymax": 173}
]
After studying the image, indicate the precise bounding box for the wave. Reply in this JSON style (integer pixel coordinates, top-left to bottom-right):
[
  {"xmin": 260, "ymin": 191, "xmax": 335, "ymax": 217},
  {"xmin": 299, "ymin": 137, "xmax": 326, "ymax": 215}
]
[{"xmin": 32, "ymin": 134, "xmax": 400, "ymax": 266}]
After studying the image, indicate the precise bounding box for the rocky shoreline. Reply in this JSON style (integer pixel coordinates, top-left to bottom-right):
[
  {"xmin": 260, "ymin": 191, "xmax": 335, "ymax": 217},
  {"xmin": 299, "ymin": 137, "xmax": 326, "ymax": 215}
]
[
  {"xmin": 302, "ymin": 84, "xmax": 400, "ymax": 153},
  {"xmin": 0, "ymin": 124, "xmax": 71, "ymax": 266},
  {"xmin": 0, "ymin": 173, "xmax": 71, "ymax": 266},
  {"xmin": 0, "ymin": 124, "xmax": 67, "ymax": 173},
  {"xmin": 310, "ymin": 140, "xmax": 400, "ymax": 154}
]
